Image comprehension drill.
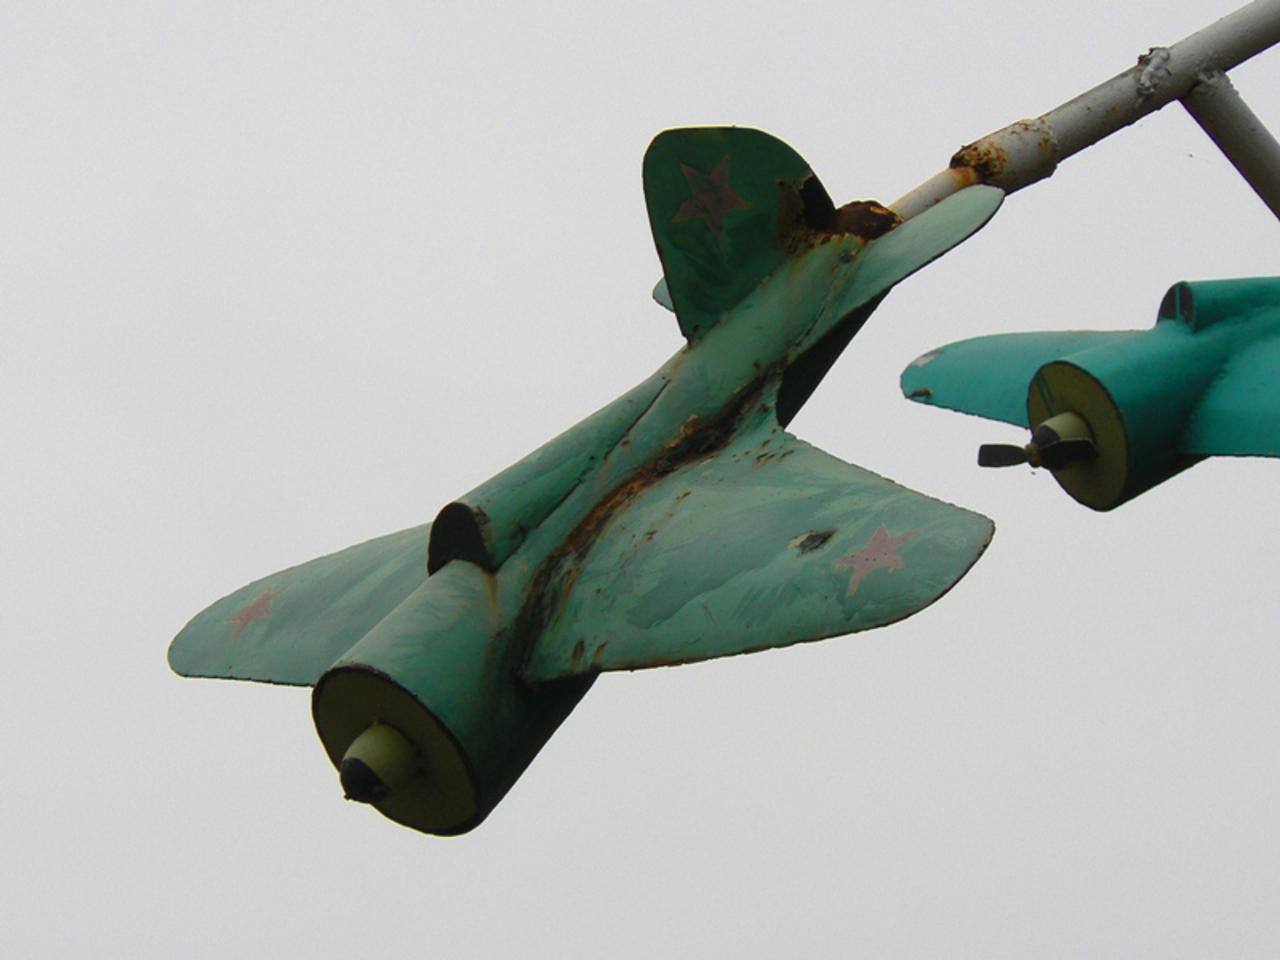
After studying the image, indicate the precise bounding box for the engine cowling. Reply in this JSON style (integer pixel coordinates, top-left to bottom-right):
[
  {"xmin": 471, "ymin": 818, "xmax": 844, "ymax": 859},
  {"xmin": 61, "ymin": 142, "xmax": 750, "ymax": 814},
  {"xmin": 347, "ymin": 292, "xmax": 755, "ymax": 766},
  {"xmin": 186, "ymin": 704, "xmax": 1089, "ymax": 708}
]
[
  {"xmin": 312, "ymin": 561, "xmax": 592, "ymax": 835},
  {"xmin": 1018, "ymin": 325, "xmax": 1219, "ymax": 509}
]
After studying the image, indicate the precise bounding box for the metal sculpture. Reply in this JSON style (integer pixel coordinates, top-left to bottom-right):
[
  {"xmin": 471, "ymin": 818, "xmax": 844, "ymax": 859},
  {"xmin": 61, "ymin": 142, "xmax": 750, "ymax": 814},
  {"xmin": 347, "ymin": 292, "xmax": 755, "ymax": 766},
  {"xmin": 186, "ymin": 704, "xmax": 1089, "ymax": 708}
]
[
  {"xmin": 903, "ymin": 278, "xmax": 1280, "ymax": 509},
  {"xmin": 895, "ymin": 0, "xmax": 1280, "ymax": 510},
  {"xmin": 170, "ymin": 128, "xmax": 1001, "ymax": 835},
  {"xmin": 171, "ymin": 0, "xmax": 1280, "ymax": 834}
]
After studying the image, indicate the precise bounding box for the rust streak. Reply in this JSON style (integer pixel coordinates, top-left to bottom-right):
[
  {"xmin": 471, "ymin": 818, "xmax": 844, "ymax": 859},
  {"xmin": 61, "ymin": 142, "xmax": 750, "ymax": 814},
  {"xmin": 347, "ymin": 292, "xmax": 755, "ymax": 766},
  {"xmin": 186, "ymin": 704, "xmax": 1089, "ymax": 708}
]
[
  {"xmin": 515, "ymin": 380, "xmax": 767, "ymax": 669},
  {"xmin": 776, "ymin": 173, "xmax": 900, "ymax": 251},
  {"xmin": 826, "ymin": 200, "xmax": 902, "ymax": 240},
  {"xmin": 952, "ymin": 138, "xmax": 1009, "ymax": 183}
]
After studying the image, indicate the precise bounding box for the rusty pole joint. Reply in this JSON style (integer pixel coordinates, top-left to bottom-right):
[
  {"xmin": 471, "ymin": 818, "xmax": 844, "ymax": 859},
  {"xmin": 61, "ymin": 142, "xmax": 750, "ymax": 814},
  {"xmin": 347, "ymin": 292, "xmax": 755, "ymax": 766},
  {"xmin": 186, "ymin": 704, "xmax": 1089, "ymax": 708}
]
[{"xmin": 890, "ymin": 0, "xmax": 1280, "ymax": 221}]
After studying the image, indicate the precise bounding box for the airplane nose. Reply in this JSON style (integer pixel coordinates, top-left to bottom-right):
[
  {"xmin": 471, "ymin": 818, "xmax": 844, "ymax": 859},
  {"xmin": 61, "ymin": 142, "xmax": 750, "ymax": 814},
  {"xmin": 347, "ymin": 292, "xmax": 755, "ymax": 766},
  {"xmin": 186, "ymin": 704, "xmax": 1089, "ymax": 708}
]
[
  {"xmin": 340, "ymin": 756, "xmax": 388, "ymax": 802},
  {"xmin": 339, "ymin": 722, "xmax": 420, "ymax": 804}
]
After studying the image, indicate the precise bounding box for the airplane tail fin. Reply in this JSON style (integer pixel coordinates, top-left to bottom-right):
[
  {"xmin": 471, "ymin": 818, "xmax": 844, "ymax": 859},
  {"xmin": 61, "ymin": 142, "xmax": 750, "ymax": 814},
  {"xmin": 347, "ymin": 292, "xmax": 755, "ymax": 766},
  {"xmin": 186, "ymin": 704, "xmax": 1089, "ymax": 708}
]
[{"xmin": 645, "ymin": 127, "xmax": 893, "ymax": 341}]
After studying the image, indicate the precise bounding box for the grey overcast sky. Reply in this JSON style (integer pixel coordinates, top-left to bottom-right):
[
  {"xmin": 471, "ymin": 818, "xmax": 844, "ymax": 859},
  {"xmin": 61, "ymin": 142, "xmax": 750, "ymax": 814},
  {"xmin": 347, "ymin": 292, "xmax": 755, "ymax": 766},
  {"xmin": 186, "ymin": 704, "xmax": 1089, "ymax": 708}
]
[{"xmin": 5, "ymin": 2, "xmax": 1280, "ymax": 957}]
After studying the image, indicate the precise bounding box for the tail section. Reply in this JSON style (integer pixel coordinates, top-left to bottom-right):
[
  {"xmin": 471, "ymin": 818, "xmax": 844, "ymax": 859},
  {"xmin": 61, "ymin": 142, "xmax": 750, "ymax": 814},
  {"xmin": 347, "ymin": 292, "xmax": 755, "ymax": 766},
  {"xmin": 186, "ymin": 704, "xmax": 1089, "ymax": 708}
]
[{"xmin": 644, "ymin": 127, "xmax": 843, "ymax": 341}]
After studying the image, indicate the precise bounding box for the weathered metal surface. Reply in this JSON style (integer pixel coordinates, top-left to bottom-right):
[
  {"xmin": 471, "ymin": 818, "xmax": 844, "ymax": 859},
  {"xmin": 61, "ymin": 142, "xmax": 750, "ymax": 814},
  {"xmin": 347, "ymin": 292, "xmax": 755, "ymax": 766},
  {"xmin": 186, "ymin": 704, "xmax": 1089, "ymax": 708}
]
[
  {"xmin": 949, "ymin": 119, "xmax": 1058, "ymax": 193},
  {"xmin": 172, "ymin": 127, "xmax": 1003, "ymax": 834},
  {"xmin": 524, "ymin": 416, "xmax": 992, "ymax": 679},
  {"xmin": 887, "ymin": 167, "xmax": 981, "ymax": 222},
  {"xmin": 426, "ymin": 372, "xmax": 669, "ymax": 573},
  {"xmin": 643, "ymin": 128, "xmax": 822, "ymax": 342},
  {"xmin": 169, "ymin": 523, "xmax": 433, "ymax": 685},
  {"xmin": 890, "ymin": 0, "xmax": 1280, "ymax": 219},
  {"xmin": 313, "ymin": 562, "xmax": 594, "ymax": 836},
  {"xmin": 902, "ymin": 277, "xmax": 1280, "ymax": 509},
  {"xmin": 510, "ymin": 175, "xmax": 1002, "ymax": 677}
]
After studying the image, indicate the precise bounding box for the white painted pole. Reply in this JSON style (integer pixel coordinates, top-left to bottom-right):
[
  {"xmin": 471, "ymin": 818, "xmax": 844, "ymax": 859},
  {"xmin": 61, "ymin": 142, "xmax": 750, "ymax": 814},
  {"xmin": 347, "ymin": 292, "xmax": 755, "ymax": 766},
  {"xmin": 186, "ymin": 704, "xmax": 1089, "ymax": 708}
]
[
  {"xmin": 890, "ymin": 0, "xmax": 1280, "ymax": 220},
  {"xmin": 1182, "ymin": 70, "xmax": 1280, "ymax": 219}
]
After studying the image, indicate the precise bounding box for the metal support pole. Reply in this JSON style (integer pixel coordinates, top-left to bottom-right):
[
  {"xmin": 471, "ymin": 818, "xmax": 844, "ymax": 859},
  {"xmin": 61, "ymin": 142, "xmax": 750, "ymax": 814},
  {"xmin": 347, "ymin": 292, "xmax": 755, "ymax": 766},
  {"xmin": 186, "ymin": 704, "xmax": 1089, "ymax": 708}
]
[
  {"xmin": 1182, "ymin": 70, "xmax": 1280, "ymax": 220},
  {"xmin": 891, "ymin": 0, "xmax": 1280, "ymax": 220}
]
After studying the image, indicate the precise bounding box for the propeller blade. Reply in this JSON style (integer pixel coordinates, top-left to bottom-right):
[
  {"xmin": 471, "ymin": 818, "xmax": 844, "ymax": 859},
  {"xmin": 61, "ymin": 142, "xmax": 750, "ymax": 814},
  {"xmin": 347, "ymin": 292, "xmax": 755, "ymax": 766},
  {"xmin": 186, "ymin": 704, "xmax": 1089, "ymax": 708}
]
[{"xmin": 978, "ymin": 443, "xmax": 1029, "ymax": 467}]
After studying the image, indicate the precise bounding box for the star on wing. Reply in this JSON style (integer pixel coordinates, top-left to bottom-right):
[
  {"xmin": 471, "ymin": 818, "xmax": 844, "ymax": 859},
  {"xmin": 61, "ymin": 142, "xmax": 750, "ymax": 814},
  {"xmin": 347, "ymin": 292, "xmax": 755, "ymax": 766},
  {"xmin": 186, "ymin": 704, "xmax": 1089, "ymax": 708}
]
[
  {"xmin": 834, "ymin": 526, "xmax": 918, "ymax": 597},
  {"xmin": 672, "ymin": 155, "xmax": 751, "ymax": 245},
  {"xmin": 227, "ymin": 586, "xmax": 287, "ymax": 642}
]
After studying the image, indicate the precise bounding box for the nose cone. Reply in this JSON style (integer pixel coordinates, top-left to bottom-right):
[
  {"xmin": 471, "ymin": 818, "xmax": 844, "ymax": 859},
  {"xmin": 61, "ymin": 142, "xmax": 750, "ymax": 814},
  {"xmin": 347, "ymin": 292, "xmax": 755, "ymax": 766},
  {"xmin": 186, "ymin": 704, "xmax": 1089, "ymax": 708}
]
[
  {"xmin": 340, "ymin": 757, "xmax": 390, "ymax": 803},
  {"xmin": 339, "ymin": 722, "xmax": 421, "ymax": 804}
]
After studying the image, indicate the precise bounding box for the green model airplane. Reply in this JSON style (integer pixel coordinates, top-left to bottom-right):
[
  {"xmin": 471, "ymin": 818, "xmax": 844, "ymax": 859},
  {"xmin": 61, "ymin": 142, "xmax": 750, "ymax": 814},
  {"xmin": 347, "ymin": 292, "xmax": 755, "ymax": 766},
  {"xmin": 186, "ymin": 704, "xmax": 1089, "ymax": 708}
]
[
  {"xmin": 901, "ymin": 277, "xmax": 1280, "ymax": 510},
  {"xmin": 171, "ymin": 127, "xmax": 1004, "ymax": 835}
]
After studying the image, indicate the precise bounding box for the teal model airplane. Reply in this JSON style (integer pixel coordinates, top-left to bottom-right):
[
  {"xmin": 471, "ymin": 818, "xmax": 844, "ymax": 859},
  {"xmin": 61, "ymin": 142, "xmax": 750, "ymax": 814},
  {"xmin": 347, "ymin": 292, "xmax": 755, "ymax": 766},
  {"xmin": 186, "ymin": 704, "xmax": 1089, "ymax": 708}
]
[
  {"xmin": 901, "ymin": 277, "xmax": 1280, "ymax": 510},
  {"xmin": 170, "ymin": 127, "xmax": 1004, "ymax": 835}
]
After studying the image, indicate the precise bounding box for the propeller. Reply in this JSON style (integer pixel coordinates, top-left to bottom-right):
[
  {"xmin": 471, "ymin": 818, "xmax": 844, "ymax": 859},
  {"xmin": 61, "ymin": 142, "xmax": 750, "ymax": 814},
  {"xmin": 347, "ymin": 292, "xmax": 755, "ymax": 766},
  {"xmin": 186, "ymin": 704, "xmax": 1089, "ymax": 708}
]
[
  {"xmin": 978, "ymin": 443, "xmax": 1035, "ymax": 467},
  {"xmin": 978, "ymin": 412, "xmax": 1099, "ymax": 471}
]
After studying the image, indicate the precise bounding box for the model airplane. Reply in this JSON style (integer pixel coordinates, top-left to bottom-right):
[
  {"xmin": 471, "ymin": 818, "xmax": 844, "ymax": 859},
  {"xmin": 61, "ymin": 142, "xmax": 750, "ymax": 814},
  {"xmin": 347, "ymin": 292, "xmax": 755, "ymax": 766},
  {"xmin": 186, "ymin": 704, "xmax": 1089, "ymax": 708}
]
[
  {"xmin": 887, "ymin": 0, "xmax": 1280, "ymax": 511},
  {"xmin": 170, "ymin": 127, "xmax": 1003, "ymax": 835},
  {"xmin": 900, "ymin": 277, "xmax": 1280, "ymax": 509},
  {"xmin": 172, "ymin": 0, "xmax": 1280, "ymax": 835}
]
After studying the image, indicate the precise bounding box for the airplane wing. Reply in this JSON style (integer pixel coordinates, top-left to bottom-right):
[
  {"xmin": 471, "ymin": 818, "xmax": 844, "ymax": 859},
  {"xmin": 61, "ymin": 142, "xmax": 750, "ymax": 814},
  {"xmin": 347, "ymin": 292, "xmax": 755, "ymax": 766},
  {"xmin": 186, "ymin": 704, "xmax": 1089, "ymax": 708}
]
[
  {"xmin": 522, "ymin": 422, "xmax": 992, "ymax": 680},
  {"xmin": 169, "ymin": 523, "xmax": 431, "ymax": 686},
  {"xmin": 900, "ymin": 329, "xmax": 1140, "ymax": 426},
  {"xmin": 1180, "ymin": 333, "xmax": 1280, "ymax": 457}
]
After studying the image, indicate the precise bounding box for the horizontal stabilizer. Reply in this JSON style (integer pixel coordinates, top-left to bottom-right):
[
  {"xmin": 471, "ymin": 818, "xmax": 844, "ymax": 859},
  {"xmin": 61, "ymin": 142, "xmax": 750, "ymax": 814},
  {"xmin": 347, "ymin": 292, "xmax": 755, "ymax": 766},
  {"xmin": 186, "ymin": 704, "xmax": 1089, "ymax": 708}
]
[
  {"xmin": 812, "ymin": 185, "xmax": 1004, "ymax": 342},
  {"xmin": 901, "ymin": 330, "xmax": 1137, "ymax": 427},
  {"xmin": 524, "ymin": 423, "xmax": 992, "ymax": 680},
  {"xmin": 169, "ymin": 524, "xmax": 431, "ymax": 686}
]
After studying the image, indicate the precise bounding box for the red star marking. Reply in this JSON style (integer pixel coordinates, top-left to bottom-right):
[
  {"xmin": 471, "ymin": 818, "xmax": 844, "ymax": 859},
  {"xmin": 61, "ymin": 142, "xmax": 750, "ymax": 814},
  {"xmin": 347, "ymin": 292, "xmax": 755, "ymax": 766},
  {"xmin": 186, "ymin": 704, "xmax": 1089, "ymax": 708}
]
[
  {"xmin": 672, "ymin": 155, "xmax": 751, "ymax": 245},
  {"xmin": 834, "ymin": 526, "xmax": 919, "ymax": 597},
  {"xmin": 227, "ymin": 586, "xmax": 287, "ymax": 642}
]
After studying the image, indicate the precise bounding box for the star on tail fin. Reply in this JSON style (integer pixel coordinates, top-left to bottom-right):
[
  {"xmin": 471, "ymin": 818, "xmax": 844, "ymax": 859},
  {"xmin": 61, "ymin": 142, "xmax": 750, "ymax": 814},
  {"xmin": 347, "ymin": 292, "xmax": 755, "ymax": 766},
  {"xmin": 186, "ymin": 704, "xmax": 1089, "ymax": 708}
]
[{"xmin": 644, "ymin": 127, "xmax": 838, "ymax": 341}]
